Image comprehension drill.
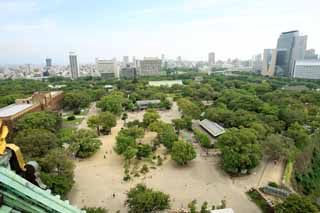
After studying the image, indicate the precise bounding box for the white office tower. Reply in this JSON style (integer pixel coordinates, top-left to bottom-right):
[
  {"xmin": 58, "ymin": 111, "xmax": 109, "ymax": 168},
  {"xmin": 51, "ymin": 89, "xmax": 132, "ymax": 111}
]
[
  {"xmin": 293, "ymin": 60, "xmax": 320, "ymax": 80},
  {"xmin": 69, "ymin": 52, "xmax": 79, "ymax": 79},
  {"xmin": 96, "ymin": 58, "xmax": 119, "ymax": 79},
  {"xmin": 123, "ymin": 56, "xmax": 129, "ymax": 66},
  {"xmin": 208, "ymin": 52, "xmax": 215, "ymax": 66}
]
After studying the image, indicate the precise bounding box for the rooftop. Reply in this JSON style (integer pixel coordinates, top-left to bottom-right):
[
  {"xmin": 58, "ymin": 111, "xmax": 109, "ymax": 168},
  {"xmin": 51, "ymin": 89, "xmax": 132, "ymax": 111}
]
[
  {"xmin": 295, "ymin": 60, "xmax": 320, "ymax": 66},
  {"xmin": 136, "ymin": 100, "xmax": 161, "ymax": 105},
  {"xmin": 199, "ymin": 119, "xmax": 225, "ymax": 137},
  {"xmin": 148, "ymin": 80, "xmax": 183, "ymax": 87},
  {"xmin": 0, "ymin": 104, "xmax": 34, "ymax": 117}
]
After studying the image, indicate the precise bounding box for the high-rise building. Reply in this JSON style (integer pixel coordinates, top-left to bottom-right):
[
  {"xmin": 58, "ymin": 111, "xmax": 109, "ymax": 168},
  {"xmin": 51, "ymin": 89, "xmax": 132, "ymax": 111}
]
[
  {"xmin": 123, "ymin": 56, "xmax": 129, "ymax": 65},
  {"xmin": 45, "ymin": 58, "xmax": 52, "ymax": 67},
  {"xmin": 262, "ymin": 49, "xmax": 277, "ymax": 76},
  {"xmin": 305, "ymin": 49, "xmax": 318, "ymax": 60},
  {"xmin": 139, "ymin": 57, "xmax": 162, "ymax": 76},
  {"xmin": 275, "ymin": 30, "xmax": 307, "ymax": 77},
  {"xmin": 96, "ymin": 58, "xmax": 119, "ymax": 79},
  {"xmin": 69, "ymin": 52, "xmax": 79, "ymax": 79},
  {"xmin": 251, "ymin": 54, "xmax": 262, "ymax": 72},
  {"xmin": 293, "ymin": 60, "xmax": 320, "ymax": 79},
  {"xmin": 208, "ymin": 52, "xmax": 215, "ymax": 66},
  {"xmin": 161, "ymin": 54, "xmax": 165, "ymax": 62}
]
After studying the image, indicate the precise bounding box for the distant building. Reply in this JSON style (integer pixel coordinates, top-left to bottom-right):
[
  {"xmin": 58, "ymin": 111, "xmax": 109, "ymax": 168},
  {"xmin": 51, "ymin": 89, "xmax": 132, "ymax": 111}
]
[
  {"xmin": 305, "ymin": 49, "xmax": 318, "ymax": 60},
  {"xmin": 120, "ymin": 66, "xmax": 137, "ymax": 79},
  {"xmin": 293, "ymin": 60, "xmax": 320, "ymax": 80},
  {"xmin": 208, "ymin": 52, "xmax": 215, "ymax": 66},
  {"xmin": 46, "ymin": 58, "xmax": 52, "ymax": 67},
  {"xmin": 43, "ymin": 58, "xmax": 52, "ymax": 77},
  {"xmin": 148, "ymin": 80, "xmax": 183, "ymax": 87},
  {"xmin": 96, "ymin": 58, "xmax": 119, "ymax": 79},
  {"xmin": 262, "ymin": 49, "xmax": 277, "ymax": 76},
  {"xmin": 123, "ymin": 56, "xmax": 129, "ymax": 65},
  {"xmin": 69, "ymin": 52, "xmax": 79, "ymax": 79},
  {"xmin": 139, "ymin": 58, "xmax": 162, "ymax": 76},
  {"xmin": 275, "ymin": 30, "xmax": 307, "ymax": 77},
  {"xmin": 136, "ymin": 100, "xmax": 161, "ymax": 110}
]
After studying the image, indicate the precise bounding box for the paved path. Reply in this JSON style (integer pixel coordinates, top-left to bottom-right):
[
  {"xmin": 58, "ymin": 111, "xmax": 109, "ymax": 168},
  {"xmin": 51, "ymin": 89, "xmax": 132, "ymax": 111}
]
[{"xmin": 77, "ymin": 102, "xmax": 98, "ymax": 130}]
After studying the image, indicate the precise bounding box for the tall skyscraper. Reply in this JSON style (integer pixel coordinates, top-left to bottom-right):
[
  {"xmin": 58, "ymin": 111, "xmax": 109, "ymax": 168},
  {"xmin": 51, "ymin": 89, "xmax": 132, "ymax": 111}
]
[
  {"xmin": 161, "ymin": 54, "xmax": 165, "ymax": 62},
  {"xmin": 44, "ymin": 58, "xmax": 52, "ymax": 77},
  {"xmin": 208, "ymin": 52, "xmax": 215, "ymax": 66},
  {"xmin": 123, "ymin": 56, "xmax": 129, "ymax": 65},
  {"xmin": 275, "ymin": 30, "xmax": 307, "ymax": 77},
  {"xmin": 262, "ymin": 49, "xmax": 277, "ymax": 76},
  {"xmin": 45, "ymin": 58, "xmax": 52, "ymax": 67},
  {"xmin": 69, "ymin": 52, "xmax": 79, "ymax": 79}
]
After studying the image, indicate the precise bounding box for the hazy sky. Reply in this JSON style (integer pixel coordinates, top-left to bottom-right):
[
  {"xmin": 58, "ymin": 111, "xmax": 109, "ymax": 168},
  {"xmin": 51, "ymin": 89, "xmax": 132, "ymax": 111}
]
[{"xmin": 1, "ymin": 0, "xmax": 320, "ymax": 64}]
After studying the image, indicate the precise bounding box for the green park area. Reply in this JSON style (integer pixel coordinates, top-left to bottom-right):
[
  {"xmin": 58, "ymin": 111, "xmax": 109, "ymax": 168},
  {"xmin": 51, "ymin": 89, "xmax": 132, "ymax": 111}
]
[{"xmin": 2, "ymin": 73, "xmax": 320, "ymax": 212}]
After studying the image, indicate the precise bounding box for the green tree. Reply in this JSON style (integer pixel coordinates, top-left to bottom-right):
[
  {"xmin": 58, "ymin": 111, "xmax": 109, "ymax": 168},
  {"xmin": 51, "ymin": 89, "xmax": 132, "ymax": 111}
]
[
  {"xmin": 188, "ymin": 200, "xmax": 197, "ymax": 213},
  {"xmin": 143, "ymin": 109, "xmax": 160, "ymax": 127},
  {"xmin": 172, "ymin": 116, "xmax": 192, "ymax": 133},
  {"xmin": 97, "ymin": 92, "xmax": 125, "ymax": 115},
  {"xmin": 120, "ymin": 127, "xmax": 144, "ymax": 140},
  {"xmin": 114, "ymin": 135, "xmax": 136, "ymax": 155},
  {"xmin": 62, "ymin": 92, "xmax": 90, "ymax": 110},
  {"xmin": 200, "ymin": 201, "xmax": 210, "ymax": 213},
  {"xmin": 16, "ymin": 111, "xmax": 60, "ymax": 132},
  {"xmin": 262, "ymin": 134, "xmax": 296, "ymax": 161},
  {"xmin": 275, "ymin": 194, "xmax": 318, "ymax": 213},
  {"xmin": 70, "ymin": 129, "xmax": 102, "ymax": 158},
  {"xmin": 99, "ymin": 111, "xmax": 117, "ymax": 134},
  {"xmin": 287, "ymin": 122, "xmax": 311, "ymax": 150},
  {"xmin": 125, "ymin": 184, "xmax": 170, "ymax": 213},
  {"xmin": 177, "ymin": 98, "xmax": 201, "ymax": 119},
  {"xmin": 88, "ymin": 112, "xmax": 117, "ymax": 135},
  {"xmin": 194, "ymin": 130, "xmax": 212, "ymax": 149},
  {"xmin": 88, "ymin": 115, "xmax": 101, "ymax": 135},
  {"xmin": 13, "ymin": 129, "xmax": 58, "ymax": 160},
  {"xmin": 124, "ymin": 146, "xmax": 138, "ymax": 162},
  {"xmin": 171, "ymin": 140, "xmax": 197, "ymax": 165},
  {"xmin": 136, "ymin": 144, "xmax": 152, "ymax": 159},
  {"xmin": 82, "ymin": 207, "xmax": 108, "ymax": 213},
  {"xmin": 149, "ymin": 121, "xmax": 178, "ymax": 150},
  {"xmin": 122, "ymin": 112, "xmax": 128, "ymax": 124},
  {"xmin": 218, "ymin": 128, "xmax": 262, "ymax": 174},
  {"xmin": 56, "ymin": 128, "xmax": 76, "ymax": 145},
  {"xmin": 40, "ymin": 148, "xmax": 75, "ymax": 197}
]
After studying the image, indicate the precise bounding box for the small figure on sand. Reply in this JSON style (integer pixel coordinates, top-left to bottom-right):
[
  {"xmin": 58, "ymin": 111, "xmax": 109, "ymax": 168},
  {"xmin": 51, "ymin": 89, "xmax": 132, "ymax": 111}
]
[{"xmin": 113, "ymin": 193, "xmax": 116, "ymax": 198}]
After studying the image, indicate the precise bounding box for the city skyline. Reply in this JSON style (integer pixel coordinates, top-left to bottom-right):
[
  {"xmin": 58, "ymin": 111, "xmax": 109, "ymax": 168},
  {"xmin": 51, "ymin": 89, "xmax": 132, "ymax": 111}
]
[{"xmin": 1, "ymin": 0, "xmax": 320, "ymax": 64}]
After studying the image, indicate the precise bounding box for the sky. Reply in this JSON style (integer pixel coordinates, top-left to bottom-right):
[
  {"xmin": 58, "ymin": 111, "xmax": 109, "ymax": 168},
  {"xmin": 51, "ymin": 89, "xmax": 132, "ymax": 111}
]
[{"xmin": 0, "ymin": 0, "xmax": 320, "ymax": 65}]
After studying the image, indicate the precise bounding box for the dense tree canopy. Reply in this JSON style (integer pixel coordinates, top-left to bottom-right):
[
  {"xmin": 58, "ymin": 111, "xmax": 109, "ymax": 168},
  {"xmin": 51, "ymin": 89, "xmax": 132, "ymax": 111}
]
[
  {"xmin": 275, "ymin": 194, "xmax": 319, "ymax": 213},
  {"xmin": 171, "ymin": 140, "xmax": 197, "ymax": 165},
  {"xmin": 126, "ymin": 184, "xmax": 170, "ymax": 213},
  {"xmin": 16, "ymin": 111, "xmax": 60, "ymax": 132},
  {"xmin": 13, "ymin": 129, "xmax": 58, "ymax": 160},
  {"xmin": 70, "ymin": 129, "xmax": 102, "ymax": 158},
  {"xmin": 40, "ymin": 148, "xmax": 75, "ymax": 196},
  {"xmin": 218, "ymin": 128, "xmax": 262, "ymax": 174},
  {"xmin": 62, "ymin": 92, "xmax": 90, "ymax": 110},
  {"xmin": 97, "ymin": 92, "xmax": 125, "ymax": 115}
]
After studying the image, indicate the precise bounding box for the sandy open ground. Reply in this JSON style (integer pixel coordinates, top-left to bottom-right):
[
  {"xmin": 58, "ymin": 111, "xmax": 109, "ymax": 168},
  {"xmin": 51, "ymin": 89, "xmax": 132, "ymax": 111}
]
[{"xmin": 68, "ymin": 103, "xmax": 283, "ymax": 213}]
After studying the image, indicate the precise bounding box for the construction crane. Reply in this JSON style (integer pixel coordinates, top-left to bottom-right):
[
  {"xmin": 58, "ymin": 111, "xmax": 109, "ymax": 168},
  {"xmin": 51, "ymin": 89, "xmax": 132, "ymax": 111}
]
[{"xmin": 0, "ymin": 120, "xmax": 85, "ymax": 213}]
